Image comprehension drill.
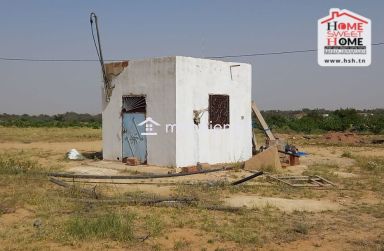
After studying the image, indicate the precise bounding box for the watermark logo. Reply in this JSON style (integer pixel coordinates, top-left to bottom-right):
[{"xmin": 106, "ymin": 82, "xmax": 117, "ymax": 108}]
[
  {"xmin": 318, "ymin": 8, "xmax": 371, "ymax": 66},
  {"xmin": 137, "ymin": 118, "xmax": 231, "ymax": 136},
  {"xmin": 137, "ymin": 117, "xmax": 160, "ymax": 136}
]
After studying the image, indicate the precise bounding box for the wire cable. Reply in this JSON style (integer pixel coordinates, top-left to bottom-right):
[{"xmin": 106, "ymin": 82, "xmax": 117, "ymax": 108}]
[
  {"xmin": 0, "ymin": 42, "xmax": 383, "ymax": 62},
  {"xmin": 90, "ymin": 12, "xmax": 114, "ymax": 102},
  {"xmin": 90, "ymin": 13, "xmax": 101, "ymax": 64},
  {"xmin": 207, "ymin": 48, "xmax": 318, "ymax": 59},
  {"xmin": 207, "ymin": 42, "xmax": 384, "ymax": 59}
]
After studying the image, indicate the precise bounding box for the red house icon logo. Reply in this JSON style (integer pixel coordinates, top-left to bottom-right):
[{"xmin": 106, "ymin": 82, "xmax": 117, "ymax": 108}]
[{"xmin": 318, "ymin": 8, "xmax": 371, "ymax": 67}]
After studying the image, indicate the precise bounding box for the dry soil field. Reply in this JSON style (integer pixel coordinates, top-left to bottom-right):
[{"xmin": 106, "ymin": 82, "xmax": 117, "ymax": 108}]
[{"xmin": 0, "ymin": 127, "xmax": 384, "ymax": 250}]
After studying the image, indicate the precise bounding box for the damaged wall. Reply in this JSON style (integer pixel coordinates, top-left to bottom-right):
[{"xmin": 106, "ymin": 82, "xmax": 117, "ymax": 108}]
[{"xmin": 102, "ymin": 57, "xmax": 176, "ymax": 166}]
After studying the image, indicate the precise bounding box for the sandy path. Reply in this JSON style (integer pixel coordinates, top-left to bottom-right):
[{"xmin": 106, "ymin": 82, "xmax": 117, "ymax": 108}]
[{"xmin": 224, "ymin": 195, "xmax": 341, "ymax": 212}]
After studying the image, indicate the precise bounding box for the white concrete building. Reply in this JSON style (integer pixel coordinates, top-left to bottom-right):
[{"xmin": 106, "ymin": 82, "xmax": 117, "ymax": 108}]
[{"xmin": 102, "ymin": 56, "xmax": 252, "ymax": 167}]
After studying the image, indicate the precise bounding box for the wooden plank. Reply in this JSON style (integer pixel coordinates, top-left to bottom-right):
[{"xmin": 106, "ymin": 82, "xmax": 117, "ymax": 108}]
[
  {"xmin": 275, "ymin": 176, "xmax": 310, "ymax": 179},
  {"xmin": 290, "ymin": 184, "xmax": 320, "ymax": 187},
  {"xmin": 267, "ymin": 175, "xmax": 295, "ymax": 186},
  {"xmin": 309, "ymin": 178, "xmax": 325, "ymax": 187},
  {"xmin": 315, "ymin": 175, "xmax": 337, "ymax": 187},
  {"xmin": 251, "ymin": 101, "xmax": 275, "ymax": 141},
  {"xmin": 252, "ymin": 128, "xmax": 258, "ymax": 151},
  {"xmin": 267, "ymin": 175, "xmax": 337, "ymax": 188}
]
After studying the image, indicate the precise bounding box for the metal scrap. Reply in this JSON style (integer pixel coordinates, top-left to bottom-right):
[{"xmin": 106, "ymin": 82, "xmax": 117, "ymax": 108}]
[
  {"xmin": 267, "ymin": 175, "xmax": 337, "ymax": 188},
  {"xmin": 231, "ymin": 171, "xmax": 263, "ymax": 186}
]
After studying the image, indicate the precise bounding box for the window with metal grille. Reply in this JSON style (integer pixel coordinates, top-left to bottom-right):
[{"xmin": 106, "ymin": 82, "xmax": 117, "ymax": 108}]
[
  {"xmin": 208, "ymin": 94, "xmax": 230, "ymax": 129},
  {"xmin": 122, "ymin": 96, "xmax": 146, "ymax": 113}
]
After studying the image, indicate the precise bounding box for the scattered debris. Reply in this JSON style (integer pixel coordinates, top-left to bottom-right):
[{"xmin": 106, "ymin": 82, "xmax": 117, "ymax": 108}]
[
  {"xmin": 289, "ymin": 155, "xmax": 300, "ymax": 166},
  {"xmin": 284, "ymin": 144, "xmax": 298, "ymax": 154},
  {"xmin": 66, "ymin": 149, "xmax": 84, "ymax": 160},
  {"xmin": 171, "ymin": 167, "xmax": 182, "ymax": 174},
  {"xmin": 278, "ymin": 150, "xmax": 299, "ymax": 164},
  {"xmin": 267, "ymin": 175, "xmax": 336, "ymax": 188},
  {"xmin": 244, "ymin": 146, "xmax": 281, "ymax": 171},
  {"xmin": 137, "ymin": 234, "xmax": 151, "ymax": 242},
  {"xmin": 81, "ymin": 151, "xmax": 103, "ymax": 160},
  {"xmin": 372, "ymin": 139, "xmax": 384, "ymax": 144},
  {"xmin": 181, "ymin": 166, "xmax": 201, "ymax": 174},
  {"xmin": 70, "ymin": 197, "xmax": 197, "ymax": 206},
  {"xmin": 196, "ymin": 162, "xmax": 211, "ymax": 170},
  {"xmin": 0, "ymin": 205, "xmax": 16, "ymax": 214},
  {"xmin": 48, "ymin": 166, "xmax": 231, "ymax": 180},
  {"xmin": 49, "ymin": 177, "xmax": 99, "ymax": 199},
  {"xmin": 333, "ymin": 171, "xmax": 359, "ymax": 178},
  {"xmin": 33, "ymin": 219, "xmax": 43, "ymax": 228},
  {"xmin": 250, "ymin": 101, "xmax": 306, "ymax": 169},
  {"xmin": 231, "ymin": 171, "xmax": 263, "ymax": 185},
  {"xmin": 124, "ymin": 157, "xmax": 139, "ymax": 166}
]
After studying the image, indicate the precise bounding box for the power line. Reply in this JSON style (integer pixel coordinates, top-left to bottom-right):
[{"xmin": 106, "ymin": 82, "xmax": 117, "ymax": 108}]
[
  {"xmin": 207, "ymin": 48, "xmax": 318, "ymax": 59},
  {"xmin": 0, "ymin": 57, "xmax": 107, "ymax": 62},
  {"xmin": 208, "ymin": 42, "xmax": 384, "ymax": 59},
  {"xmin": 0, "ymin": 42, "xmax": 383, "ymax": 62}
]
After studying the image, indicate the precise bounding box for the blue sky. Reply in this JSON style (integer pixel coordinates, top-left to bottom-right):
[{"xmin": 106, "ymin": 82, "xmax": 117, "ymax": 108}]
[{"xmin": 0, "ymin": 0, "xmax": 383, "ymax": 114}]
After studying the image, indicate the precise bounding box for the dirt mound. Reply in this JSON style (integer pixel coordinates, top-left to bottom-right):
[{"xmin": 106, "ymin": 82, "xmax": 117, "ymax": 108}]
[{"xmin": 324, "ymin": 132, "xmax": 361, "ymax": 144}]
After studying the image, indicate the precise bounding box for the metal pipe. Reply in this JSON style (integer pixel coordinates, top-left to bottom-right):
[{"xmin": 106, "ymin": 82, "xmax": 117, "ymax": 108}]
[
  {"xmin": 48, "ymin": 166, "xmax": 231, "ymax": 180},
  {"xmin": 278, "ymin": 150, "xmax": 300, "ymax": 157},
  {"xmin": 231, "ymin": 171, "xmax": 263, "ymax": 185}
]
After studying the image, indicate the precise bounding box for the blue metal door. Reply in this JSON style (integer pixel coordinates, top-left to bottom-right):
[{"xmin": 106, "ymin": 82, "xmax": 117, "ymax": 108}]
[{"xmin": 122, "ymin": 113, "xmax": 147, "ymax": 163}]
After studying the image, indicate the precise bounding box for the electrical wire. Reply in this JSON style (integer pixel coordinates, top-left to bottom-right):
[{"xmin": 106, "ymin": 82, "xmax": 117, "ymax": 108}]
[
  {"xmin": 90, "ymin": 12, "xmax": 113, "ymax": 102},
  {"xmin": 90, "ymin": 13, "xmax": 102, "ymax": 65},
  {"xmin": 0, "ymin": 42, "xmax": 383, "ymax": 62},
  {"xmin": 0, "ymin": 58, "xmax": 100, "ymax": 62},
  {"xmin": 208, "ymin": 42, "xmax": 384, "ymax": 59},
  {"xmin": 208, "ymin": 48, "xmax": 317, "ymax": 59}
]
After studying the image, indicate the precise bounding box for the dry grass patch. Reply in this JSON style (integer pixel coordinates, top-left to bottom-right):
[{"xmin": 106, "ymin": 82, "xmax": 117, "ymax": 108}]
[
  {"xmin": 355, "ymin": 156, "xmax": 384, "ymax": 173},
  {"xmin": 0, "ymin": 126, "xmax": 101, "ymax": 143}
]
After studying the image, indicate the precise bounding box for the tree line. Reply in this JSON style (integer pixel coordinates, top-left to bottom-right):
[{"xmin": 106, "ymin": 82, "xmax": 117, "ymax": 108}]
[
  {"xmin": 0, "ymin": 112, "xmax": 101, "ymax": 128},
  {"xmin": 1, "ymin": 108, "xmax": 383, "ymax": 134},
  {"xmin": 259, "ymin": 108, "xmax": 384, "ymax": 134}
]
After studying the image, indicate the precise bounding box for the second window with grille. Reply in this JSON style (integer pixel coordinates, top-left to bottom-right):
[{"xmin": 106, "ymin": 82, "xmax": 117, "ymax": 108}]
[{"xmin": 208, "ymin": 94, "xmax": 230, "ymax": 129}]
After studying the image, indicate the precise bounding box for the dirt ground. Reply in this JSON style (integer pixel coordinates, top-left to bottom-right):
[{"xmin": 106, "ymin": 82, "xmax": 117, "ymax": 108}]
[{"xmin": 0, "ymin": 128, "xmax": 383, "ymax": 250}]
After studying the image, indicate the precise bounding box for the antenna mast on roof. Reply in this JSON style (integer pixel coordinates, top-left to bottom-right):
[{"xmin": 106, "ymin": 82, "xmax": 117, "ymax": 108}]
[{"xmin": 90, "ymin": 12, "xmax": 113, "ymax": 102}]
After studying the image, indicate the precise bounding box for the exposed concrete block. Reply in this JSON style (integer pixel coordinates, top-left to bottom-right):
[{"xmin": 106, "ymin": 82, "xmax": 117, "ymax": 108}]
[
  {"xmin": 125, "ymin": 157, "xmax": 139, "ymax": 166},
  {"xmin": 104, "ymin": 61, "xmax": 129, "ymax": 82},
  {"xmin": 244, "ymin": 146, "xmax": 281, "ymax": 171},
  {"xmin": 181, "ymin": 166, "xmax": 200, "ymax": 174},
  {"xmin": 197, "ymin": 162, "xmax": 210, "ymax": 170},
  {"xmin": 289, "ymin": 155, "xmax": 300, "ymax": 166}
]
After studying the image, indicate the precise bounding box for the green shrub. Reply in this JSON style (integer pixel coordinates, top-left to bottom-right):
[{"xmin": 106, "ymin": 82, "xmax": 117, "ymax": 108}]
[
  {"xmin": 144, "ymin": 214, "xmax": 164, "ymax": 237},
  {"xmin": 0, "ymin": 112, "xmax": 101, "ymax": 128},
  {"xmin": 341, "ymin": 151, "xmax": 352, "ymax": 158},
  {"xmin": 66, "ymin": 212, "xmax": 136, "ymax": 241},
  {"xmin": 261, "ymin": 108, "xmax": 384, "ymax": 134},
  {"xmin": 355, "ymin": 157, "xmax": 384, "ymax": 173},
  {"xmin": 292, "ymin": 222, "xmax": 309, "ymax": 235}
]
